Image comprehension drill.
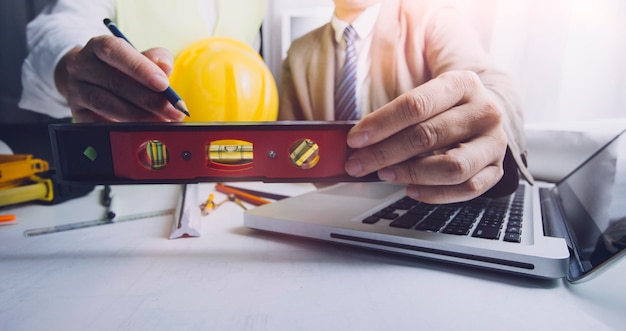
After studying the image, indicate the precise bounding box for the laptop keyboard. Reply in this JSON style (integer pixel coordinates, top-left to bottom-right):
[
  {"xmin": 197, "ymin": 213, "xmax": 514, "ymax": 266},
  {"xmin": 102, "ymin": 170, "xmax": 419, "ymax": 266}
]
[{"xmin": 362, "ymin": 185, "xmax": 526, "ymax": 243}]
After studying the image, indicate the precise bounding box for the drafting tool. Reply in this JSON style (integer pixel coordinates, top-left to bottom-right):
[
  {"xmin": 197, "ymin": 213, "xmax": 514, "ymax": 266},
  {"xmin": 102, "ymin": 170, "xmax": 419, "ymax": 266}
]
[
  {"xmin": 48, "ymin": 122, "xmax": 380, "ymax": 185},
  {"xmin": 169, "ymin": 184, "xmax": 201, "ymax": 239},
  {"xmin": 23, "ymin": 208, "xmax": 174, "ymax": 237},
  {"xmin": 229, "ymin": 195, "xmax": 248, "ymax": 210},
  {"xmin": 200, "ymin": 193, "xmax": 215, "ymax": 216},
  {"xmin": 199, "ymin": 192, "xmax": 247, "ymax": 217}
]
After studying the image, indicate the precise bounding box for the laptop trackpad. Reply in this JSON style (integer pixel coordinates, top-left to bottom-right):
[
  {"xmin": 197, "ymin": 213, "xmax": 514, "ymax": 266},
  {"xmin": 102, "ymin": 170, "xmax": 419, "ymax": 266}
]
[{"xmin": 321, "ymin": 182, "xmax": 406, "ymax": 200}]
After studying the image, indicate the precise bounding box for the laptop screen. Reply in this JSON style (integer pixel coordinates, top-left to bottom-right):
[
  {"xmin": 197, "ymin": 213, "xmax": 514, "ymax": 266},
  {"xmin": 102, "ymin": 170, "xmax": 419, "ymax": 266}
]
[{"xmin": 555, "ymin": 130, "xmax": 626, "ymax": 281}]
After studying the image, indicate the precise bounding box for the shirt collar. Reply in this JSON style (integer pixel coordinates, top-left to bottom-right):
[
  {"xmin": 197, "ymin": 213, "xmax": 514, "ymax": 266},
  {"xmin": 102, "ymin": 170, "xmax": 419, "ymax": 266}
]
[{"xmin": 331, "ymin": 2, "xmax": 382, "ymax": 44}]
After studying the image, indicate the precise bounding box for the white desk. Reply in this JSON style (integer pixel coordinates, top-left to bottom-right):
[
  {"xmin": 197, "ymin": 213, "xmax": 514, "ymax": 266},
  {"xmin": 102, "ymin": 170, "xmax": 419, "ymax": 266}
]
[{"xmin": 1, "ymin": 182, "xmax": 625, "ymax": 331}]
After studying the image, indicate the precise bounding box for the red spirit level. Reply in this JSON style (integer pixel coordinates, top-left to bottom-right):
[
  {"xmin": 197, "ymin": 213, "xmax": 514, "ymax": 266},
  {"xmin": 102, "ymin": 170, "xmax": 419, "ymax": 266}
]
[{"xmin": 49, "ymin": 122, "xmax": 379, "ymax": 184}]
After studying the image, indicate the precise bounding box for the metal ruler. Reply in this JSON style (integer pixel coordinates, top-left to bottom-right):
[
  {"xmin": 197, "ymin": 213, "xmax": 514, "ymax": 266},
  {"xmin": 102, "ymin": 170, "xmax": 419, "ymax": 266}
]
[{"xmin": 23, "ymin": 208, "xmax": 175, "ymax": 237}]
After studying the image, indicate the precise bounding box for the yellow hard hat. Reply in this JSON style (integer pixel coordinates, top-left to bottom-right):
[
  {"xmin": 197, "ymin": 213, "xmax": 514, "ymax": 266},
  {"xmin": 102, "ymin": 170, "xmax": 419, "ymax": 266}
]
[{"xmin": 170, "ymin": 37, "xmax": 278, "ymax": 122}]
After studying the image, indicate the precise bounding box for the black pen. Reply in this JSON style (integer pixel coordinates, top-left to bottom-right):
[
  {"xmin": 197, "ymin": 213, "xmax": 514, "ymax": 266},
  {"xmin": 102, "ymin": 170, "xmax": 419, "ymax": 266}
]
[{"xmin": 103, "ymin": 18, "xmax": 190, "ymax": 117}]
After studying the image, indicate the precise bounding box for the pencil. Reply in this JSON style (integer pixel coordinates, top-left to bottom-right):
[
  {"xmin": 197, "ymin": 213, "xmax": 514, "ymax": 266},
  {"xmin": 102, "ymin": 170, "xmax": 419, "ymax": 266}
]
[
  {"xmin": 102, "ymin": 18, "xmax": 190, "ymax": 117},
  {"xmin": 216, "ymin": 183, "xmax": 289, "ymax": 201},
  {"xmin": 0, "ymin": 214, "xmax": 16, "ymax": 223},
  {"xmin": 215, "ymin": 183, "xmax": 272, "ymax": 206}
]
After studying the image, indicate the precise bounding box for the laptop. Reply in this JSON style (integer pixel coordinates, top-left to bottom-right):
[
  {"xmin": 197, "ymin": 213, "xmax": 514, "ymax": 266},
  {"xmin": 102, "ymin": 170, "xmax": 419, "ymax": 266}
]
[{"xmin": 244, "ymin": 129, "xmax": 626, "ymax": 282}]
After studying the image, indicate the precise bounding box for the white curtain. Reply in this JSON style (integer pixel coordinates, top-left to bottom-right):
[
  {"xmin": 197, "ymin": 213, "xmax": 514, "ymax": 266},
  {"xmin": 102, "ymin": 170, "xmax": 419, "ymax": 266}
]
[{"xmin": 488, "ymin": 0, "xmax": 626, "ymax": 124}]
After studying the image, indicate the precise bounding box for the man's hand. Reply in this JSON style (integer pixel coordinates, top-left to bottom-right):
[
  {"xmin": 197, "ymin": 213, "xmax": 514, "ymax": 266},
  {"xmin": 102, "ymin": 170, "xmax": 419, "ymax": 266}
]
[
  {"xmin": 54, "ymin": 36, "xmax": 185, "ymax": 122},
  {"xmin": 345, "ymin": 70, "xmax": 508, "ymax": 204}
]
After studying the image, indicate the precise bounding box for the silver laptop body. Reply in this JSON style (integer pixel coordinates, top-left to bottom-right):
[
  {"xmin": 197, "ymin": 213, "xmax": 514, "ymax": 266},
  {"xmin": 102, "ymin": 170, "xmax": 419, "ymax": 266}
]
[{"xmin": 245, "ymin": 130, "xmax": 626, "ymax": 282}]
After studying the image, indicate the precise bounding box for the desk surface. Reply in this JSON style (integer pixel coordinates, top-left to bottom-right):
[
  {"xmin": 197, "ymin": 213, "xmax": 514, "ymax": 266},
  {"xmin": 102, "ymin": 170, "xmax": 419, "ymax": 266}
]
[{"xmin": 1, "ymin": 182, "xmax": 625, "ymax": 331}]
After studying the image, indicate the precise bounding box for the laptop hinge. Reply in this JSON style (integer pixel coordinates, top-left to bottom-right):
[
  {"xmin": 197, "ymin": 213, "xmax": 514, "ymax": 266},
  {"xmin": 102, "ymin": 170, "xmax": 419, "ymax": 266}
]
[
  {"xmin": 540, "ymin": 187, "xmax": 569, "ymax": 240},
  {"xmin": 539, "ymin": 187, "xmax": 584, "ymax": 279}
]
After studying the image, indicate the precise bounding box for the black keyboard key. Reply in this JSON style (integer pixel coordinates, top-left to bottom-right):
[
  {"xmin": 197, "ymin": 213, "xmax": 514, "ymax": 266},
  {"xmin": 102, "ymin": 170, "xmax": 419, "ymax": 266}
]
[
  {"xmin": 415, "ymin": 218, "xmax": 447, "ymax": 232},
  {"xmin": 362, "ymin": 216, "xmax": 380, "ymax": 224},
  {"xmin": 373, "ymin": 211, "xmax": 387, "ymax": 218},
  {"xmin": 407, "ymin": 210, "xmax": 430, "ymax": 218},
  {"xmin": 503, "ymin": 232, "xmax": 521, "ymax": 243},
  {"xmin": 390, "ymin": 198, "xmax": 418, "ymax": 210},
  {"xmin": 390, "ymin": 213, "xmax": 423, "ymax": 229},
  {"xmin": 442, "ymin": 226, "xmax": 471, "ymax": 235},
  {"xmin": 472, "ymin": 227, "xmax": 501, "ymax": 239},
  {"xmin": 506, "ymin": 226, "xmax": 521, "ymax": 234},
  {"xmin": 477, "ymin": 220, "xmax": 503, "ymax": 229},
  {"xmin": 507, "ymin": 220, "xmax": 522, "ymax": 228},
  {"xmin": 408, "ymin": 203, "xmax": 436, "ymax": 214},
  {"xmin": 380, "ymin": 212, "xmax": 400, "ymax": 220}
]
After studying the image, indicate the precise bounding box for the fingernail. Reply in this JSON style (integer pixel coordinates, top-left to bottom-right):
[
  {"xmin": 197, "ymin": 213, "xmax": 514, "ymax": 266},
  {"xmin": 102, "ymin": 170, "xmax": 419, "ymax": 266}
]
[
  {"xmin": 345, "ymin": 158, "xmax": 364, "ymax": 176},
  {"xmin": 378, "ymin": 168, "xmax": 396, "ymax": 181},
  {"xmin": 347, "ymin": 131, "xmax": 369, "ymax": 148}
]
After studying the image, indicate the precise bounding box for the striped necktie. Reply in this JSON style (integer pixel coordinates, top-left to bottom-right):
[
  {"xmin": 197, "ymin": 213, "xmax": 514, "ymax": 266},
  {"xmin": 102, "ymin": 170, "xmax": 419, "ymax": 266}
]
[{"xmin": 335, "ymin": 25, "xmax": 359, "ymax": 120}]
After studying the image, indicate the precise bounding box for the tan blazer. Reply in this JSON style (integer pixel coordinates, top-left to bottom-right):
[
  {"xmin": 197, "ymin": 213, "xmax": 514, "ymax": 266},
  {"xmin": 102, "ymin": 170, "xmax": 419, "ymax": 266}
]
[{"xmin": 278, "ymin": 0, "xmax": 533, "ymax": 196}]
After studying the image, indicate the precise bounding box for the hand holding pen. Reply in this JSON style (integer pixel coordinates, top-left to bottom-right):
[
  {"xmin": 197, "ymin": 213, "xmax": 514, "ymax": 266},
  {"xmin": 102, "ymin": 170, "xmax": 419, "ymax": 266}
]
[
  {"xmin": 103, "ymin": 19, "xmax": 189, "ymax": 117},
  {"xmin": 53, "ymin": 19, "xmax": 189, "ymax": 122}
]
